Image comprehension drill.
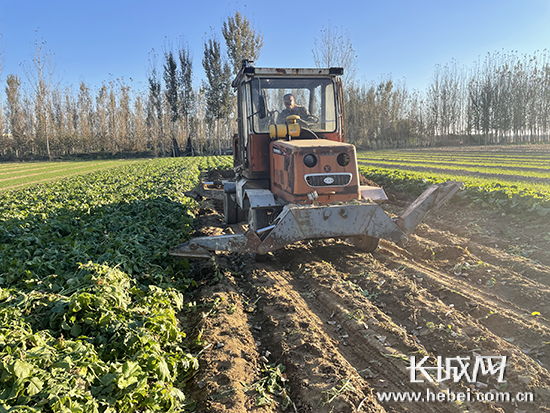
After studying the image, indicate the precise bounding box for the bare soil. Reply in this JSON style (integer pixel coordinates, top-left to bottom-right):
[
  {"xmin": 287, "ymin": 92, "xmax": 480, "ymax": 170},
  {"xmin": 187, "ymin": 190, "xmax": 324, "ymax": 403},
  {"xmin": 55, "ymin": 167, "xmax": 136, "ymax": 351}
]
[{"xmin": 180, "ymin": 176, "xmax": 550, "ymax": 413}]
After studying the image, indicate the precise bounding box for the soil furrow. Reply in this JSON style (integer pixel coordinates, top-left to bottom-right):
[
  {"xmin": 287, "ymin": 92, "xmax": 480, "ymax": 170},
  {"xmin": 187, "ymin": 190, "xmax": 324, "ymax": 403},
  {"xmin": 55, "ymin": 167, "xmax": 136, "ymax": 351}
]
[
  {"xmin": 276, "ymin": 242, "xmax": 548, "ymax": 413},
  {"xmin": 239, "ymin": 262, "xmax": 384, "ymax": 412}
]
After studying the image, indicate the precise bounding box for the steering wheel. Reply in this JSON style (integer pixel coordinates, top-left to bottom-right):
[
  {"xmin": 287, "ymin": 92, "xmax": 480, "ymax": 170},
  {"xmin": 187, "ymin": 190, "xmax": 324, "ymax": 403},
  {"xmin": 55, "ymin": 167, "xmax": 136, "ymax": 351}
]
[
  {"xmin": 307, "ymin": 114, "xmax": 320, "ymax": 123},
  {"xmin": 296, "ymin": 117, "xmax": 310, "ymax": 128}
]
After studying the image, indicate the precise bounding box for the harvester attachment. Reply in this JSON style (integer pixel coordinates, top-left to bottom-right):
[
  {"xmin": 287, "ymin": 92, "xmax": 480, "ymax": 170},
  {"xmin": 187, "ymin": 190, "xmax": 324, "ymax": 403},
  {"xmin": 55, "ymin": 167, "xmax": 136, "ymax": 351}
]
[{"xmin": 169, "ymin": 181, "xmax": 462, "ymax": 259}]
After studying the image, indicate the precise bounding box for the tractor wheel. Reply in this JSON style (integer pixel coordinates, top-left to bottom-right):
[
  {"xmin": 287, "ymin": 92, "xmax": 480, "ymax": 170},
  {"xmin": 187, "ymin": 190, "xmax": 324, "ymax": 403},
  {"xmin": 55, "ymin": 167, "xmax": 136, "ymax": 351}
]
[
  {"xmin": 223, "ymin": 191, "xmax": 238, "ymax": 224},
  {"xmin": 351, "ymin": 235, "xmax": 380, "ymax": 253}
]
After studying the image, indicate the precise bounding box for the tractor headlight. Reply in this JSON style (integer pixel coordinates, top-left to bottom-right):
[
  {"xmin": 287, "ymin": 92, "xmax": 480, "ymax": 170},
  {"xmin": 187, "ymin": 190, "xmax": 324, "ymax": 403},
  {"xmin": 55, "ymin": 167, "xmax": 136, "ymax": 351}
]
[
  {"xmin": 303, "ymin": 154, "xmax": 317, "ymax": 168},
  {"xmin": 337, "ymin": 153, "xmax": 351, "ymax": 167}
]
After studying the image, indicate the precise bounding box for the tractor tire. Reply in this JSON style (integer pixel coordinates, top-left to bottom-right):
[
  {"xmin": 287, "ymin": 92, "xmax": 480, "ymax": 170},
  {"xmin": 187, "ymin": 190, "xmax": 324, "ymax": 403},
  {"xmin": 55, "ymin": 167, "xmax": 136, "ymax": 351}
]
[
  {"xmin": 351, "ymin": 235, "xmax": 380, "ymax": 253},
  {"xmin": 223, "ymin": 191, "xmax": 238, "ymax": 224}
]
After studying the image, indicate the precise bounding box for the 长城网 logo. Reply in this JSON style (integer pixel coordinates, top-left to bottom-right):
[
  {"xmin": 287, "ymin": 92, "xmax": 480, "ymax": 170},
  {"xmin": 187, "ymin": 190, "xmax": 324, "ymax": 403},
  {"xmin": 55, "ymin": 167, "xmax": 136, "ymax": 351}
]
[{"xmin": 408, "ymin": 355, "xmax": 507, "ymax": 383}]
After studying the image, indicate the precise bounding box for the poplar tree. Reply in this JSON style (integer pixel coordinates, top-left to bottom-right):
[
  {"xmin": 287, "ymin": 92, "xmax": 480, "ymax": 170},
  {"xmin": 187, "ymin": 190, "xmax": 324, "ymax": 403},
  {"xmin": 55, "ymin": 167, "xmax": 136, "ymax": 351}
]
[
  {"xmin": 0, "ymin": 25, "xmax": 4, "ymax": 148},
  {"xmin": 77, "ymin": 81, "xmax": 93, "ymax": 152},
  {"xmin": 147, "ymin": 62, "xmax": 164, "ymax": 156},
  {"xmin": 133, "ymin": 94, "xmax": 147, "ymax": 151},
  {"xmin": 118, "ymin": 82, "xmax": 131, "ymax": 151},
  {"xmin": 5, "ymin": 75, "xmax": 25, "ymax": 156},
  {"xmin": 179, "ymin": 44, "xmax": 194, "ymax": 152},
  {"xmin": 312, "ymin": 22, "xmax": 357, "ymax": 84},
  {"xmin": 163, "ymin": 50, "xmax": 181, "ymax": 156},
  {"xmin": 202, "ymin": 37, "xmax": 232, "ymax": 153},
  {"xmin": 95, "ymin": 84, "xmax": 109, "ymax": 152},
  {"xmin": 222, "ymin": 11, "xmax": 263, "ymax": 74},
  {"xmin": 23, "ymin": 31, "xmax": 56, "ymax": 158}
]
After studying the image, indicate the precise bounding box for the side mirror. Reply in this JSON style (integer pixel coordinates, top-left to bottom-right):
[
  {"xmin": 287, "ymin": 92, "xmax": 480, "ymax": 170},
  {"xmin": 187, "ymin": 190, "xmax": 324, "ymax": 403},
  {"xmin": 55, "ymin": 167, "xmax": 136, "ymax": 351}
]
[{"xmin": 258, "ymin": 95, "xmax": 267, "ymax": 119}]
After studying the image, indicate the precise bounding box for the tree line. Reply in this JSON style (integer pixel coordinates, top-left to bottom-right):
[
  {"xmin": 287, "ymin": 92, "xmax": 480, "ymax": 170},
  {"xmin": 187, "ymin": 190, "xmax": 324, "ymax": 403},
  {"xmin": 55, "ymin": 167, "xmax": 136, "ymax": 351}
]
[
  {"xmin": 0, "ymin": 14, "xmax": 262, "ymax": 160},
  {"xmin": 1, "ymin": 19, "xmax": 549, "ymax": 160},
  {"xmin": 344, "ymin": 50, "xmax": 550, "ymax": 149}
]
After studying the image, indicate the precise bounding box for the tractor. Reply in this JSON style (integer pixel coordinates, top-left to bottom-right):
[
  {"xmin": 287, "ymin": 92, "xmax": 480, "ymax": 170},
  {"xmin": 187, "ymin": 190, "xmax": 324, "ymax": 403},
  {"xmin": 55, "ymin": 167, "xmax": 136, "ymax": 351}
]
[{"xmin": 170, "ymin": 61, "xmax": 461, "ymax": 259}]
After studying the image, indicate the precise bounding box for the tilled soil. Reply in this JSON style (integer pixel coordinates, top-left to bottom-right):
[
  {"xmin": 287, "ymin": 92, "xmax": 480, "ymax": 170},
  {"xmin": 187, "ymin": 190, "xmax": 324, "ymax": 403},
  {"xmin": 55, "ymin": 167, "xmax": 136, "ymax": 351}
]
[{"xmin": 181, "ymin": 185, "xmax": 550, "ymax": 413}]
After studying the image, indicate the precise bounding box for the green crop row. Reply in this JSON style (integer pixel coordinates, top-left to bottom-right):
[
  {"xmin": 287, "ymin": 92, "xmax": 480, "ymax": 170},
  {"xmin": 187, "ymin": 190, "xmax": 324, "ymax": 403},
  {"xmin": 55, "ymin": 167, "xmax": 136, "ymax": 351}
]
[
  {"xmin": 0, "ymin": 160, "xmax": 143, "ymax": 191},
  {"xmin": 196, "ymin": 155, "xmax": 232, "ymax": 171},
  {"xmin": 356, "ymin": 155, "xmax": 550, "ymax": 170},
  {"xmin": 360, "ymin": 166, "xmax": 550, "ymax": 217},
  {"xmin": 0, "ymin": 160, "xmax": 136, "ymax": 174},
  {"xmin": 357, "ymin": 149, "xmax": 550, "ymax": 168},
  {"xmin": 357, "ymin": 159, "xmax": 550, "ymax": 180},
  {"xmin": 0, "ymin": 157, "xmax": 220, "ymax": 412},
  {"xmin": 0, "ymin": 156, "xmax": 233, "ymax": 192}
]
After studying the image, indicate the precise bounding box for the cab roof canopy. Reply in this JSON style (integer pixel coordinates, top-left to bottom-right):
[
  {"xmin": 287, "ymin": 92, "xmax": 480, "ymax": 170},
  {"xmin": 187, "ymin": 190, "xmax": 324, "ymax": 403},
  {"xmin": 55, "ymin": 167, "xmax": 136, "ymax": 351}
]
[{"xmin": 232, "ymin": 66, "xmax": 344, "ymax": 88}]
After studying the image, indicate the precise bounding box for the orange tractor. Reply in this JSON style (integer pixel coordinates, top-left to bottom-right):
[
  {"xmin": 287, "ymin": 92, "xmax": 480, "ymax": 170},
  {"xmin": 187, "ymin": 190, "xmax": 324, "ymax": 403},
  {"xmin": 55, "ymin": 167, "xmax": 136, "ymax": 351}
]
[{"xmin": 171, "ymin": 62, "xmax": 461, "ymax": 259}]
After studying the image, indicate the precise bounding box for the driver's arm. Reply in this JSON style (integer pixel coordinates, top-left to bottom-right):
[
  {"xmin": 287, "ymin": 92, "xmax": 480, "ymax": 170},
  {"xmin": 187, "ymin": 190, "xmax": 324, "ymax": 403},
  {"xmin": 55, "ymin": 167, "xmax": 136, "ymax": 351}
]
[{"xmin": 299, "ymin": 106, "xmax": 316, "ymax": 123}]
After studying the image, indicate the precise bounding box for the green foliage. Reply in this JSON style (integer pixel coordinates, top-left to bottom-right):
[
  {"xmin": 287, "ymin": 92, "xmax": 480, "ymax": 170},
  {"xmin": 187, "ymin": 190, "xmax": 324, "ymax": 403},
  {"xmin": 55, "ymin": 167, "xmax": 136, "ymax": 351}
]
[
  {"xmin": 0, "ymin": 157, "xmax": 229, "ymax": 411},
  {"xmin": 163, "ymin": 51, "xmax": 180, "ymax": 123},
  {"xmin": 357, "ymin": 149, "xmax": 550, "ymax": 174},
  {"xmin": 0, "ymin": 264, "xmax": 196, "ymax": 412},
  {"xmin": 246, "ymin": 364, "xmax": 295, "ymax": 411},
  {"xmin": 202, "ymin": 38, "xmax": 232, "ymax": 125},
  {"xmin": 322, "ymin": 378, "xmax": 355, "ymax": 405},
  {"xmin": 359, "ymin": 165, "xmax": 550, "ymax": 217},
  {"xmin": 222, "ymin": 11, "xmax": 264, "ymax": 75}
]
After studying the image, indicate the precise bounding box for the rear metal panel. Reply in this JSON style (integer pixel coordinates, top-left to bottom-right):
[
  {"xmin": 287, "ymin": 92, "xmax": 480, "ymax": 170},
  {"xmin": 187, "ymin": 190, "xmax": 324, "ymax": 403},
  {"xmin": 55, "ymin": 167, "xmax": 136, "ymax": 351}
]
[
  {"xmin": 247, "ymin": 133, "xmax": 271, "ymax": 178},
  {"xmin": 244, "ymin": 189, "xmax": 278, "ymax": 208}
]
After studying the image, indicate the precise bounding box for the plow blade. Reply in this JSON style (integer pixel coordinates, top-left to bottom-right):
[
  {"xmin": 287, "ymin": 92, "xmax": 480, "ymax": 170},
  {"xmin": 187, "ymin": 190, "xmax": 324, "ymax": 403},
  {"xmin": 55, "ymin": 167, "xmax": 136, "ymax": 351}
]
[
  {"xmin": 170, "ymin": 181, "xmax": 462, "ymax": 259},
  {"xmin": 394, "ymin": 181, "xmax": 462, "ymax": 236},
  {"xmin": 170, "ymin": 202, "xmax": 403, "ymax": 259}
]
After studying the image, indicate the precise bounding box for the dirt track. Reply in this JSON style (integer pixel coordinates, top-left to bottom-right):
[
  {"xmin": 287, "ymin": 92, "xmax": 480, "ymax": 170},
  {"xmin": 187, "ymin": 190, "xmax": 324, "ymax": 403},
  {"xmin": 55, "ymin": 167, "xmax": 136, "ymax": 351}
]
[{"xmin": 181, "ymin": 182, "xmax": 550, "ymax": 413}]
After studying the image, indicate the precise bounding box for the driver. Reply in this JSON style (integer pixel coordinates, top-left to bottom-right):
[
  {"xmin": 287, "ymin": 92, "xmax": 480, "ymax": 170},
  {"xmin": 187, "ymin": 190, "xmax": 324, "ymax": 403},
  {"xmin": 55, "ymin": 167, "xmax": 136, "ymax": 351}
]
[{"xmin": 277, "ymin": 94, "xmax": 310, "ymax": 123}]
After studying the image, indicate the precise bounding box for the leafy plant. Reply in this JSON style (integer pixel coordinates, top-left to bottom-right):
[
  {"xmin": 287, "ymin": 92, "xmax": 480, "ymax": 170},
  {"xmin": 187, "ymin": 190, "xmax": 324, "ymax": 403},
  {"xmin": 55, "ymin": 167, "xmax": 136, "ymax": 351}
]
[
  {"xmin": 246, "ymin": 364, "xmax": 296, "ymax": 411},
  {"xmin": 0, "ymin": 157, "xmax": 229, "ymax": 411},
  {"xmin": 321, "ymin": 378, "xmax": 355, "ymax": 405}
]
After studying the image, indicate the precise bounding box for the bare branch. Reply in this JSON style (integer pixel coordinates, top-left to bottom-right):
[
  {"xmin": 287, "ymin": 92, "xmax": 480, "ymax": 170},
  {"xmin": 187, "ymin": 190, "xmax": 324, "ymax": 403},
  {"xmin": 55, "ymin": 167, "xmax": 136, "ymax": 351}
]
[{"xmin": 312, "ymin": 22, "xmax": 357, "ymax": 83}]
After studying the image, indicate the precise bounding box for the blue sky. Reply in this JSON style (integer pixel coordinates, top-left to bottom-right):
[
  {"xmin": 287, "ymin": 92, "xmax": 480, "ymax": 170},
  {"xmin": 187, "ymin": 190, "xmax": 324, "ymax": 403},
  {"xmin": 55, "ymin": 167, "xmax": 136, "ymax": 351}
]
[{"xmin": 1, "ymin": 0, "xmax": 549, "ymax": 94}]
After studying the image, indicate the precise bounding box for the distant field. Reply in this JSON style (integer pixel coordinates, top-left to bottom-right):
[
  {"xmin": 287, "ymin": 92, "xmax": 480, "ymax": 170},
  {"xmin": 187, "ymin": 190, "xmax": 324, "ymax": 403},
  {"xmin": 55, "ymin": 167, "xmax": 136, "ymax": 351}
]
[
  {"xmin": 357, "ymin": 144, "xmax": 550, "ymax": 193},
  {"xmin": 0, "ymin": 159, "xmax": 144, "ymax": 191}
]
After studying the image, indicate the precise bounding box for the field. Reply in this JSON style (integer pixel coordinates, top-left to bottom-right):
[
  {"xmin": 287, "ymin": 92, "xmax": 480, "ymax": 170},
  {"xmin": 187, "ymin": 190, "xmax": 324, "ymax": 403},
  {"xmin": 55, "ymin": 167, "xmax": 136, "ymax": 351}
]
[
  {"xmin": 0, "ymin": 159, "xmax": 142, "ymax": 191},
  {"xmin": 1, "ymin": 148, "xmax": 550, "ymax": 412},
  {"xmin": 357, "ymin": 144, "xmax": 550, "ymax": 193}
]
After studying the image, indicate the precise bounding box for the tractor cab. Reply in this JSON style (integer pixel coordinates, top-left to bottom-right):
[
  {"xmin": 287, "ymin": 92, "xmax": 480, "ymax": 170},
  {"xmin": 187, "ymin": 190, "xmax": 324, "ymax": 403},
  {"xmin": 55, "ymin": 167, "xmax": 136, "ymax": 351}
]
[
  {"xmin": 231, "ymin": 63, "xmax": 364, "ymax": 205},
  {"xmin": 232, "ymin": 64, "xmax": 345, "ymax": 181},
  {"xmin": 250, "ymin": 69, "xmax": 342, "ymax": 137}
]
